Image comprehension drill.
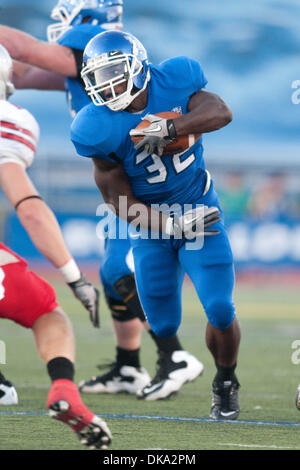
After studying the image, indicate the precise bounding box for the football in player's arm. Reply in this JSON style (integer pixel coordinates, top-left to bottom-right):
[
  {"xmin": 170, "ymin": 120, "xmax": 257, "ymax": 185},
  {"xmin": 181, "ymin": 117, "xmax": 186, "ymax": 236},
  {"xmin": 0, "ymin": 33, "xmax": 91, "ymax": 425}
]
[{"xmin": 92, "ymin": 89, "xmax": 231, "ymax": 237}]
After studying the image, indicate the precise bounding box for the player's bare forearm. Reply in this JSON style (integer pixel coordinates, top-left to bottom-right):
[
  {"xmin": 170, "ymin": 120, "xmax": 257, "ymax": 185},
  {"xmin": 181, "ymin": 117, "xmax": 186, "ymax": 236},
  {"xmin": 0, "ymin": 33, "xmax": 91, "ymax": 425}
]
[
  {"xmin": 174, "ymin": 90, "xmax": 232, "ymax": 135},
  {"xmin": 18, "ymin": 200, "xmax": 72, "ymax": 268},
  {"xmin": 0, "ymin": 26, "xmax": 25, "ymax": 61},
  {"xmin": 13, "ymin": 61, "xmax": 66, "ymax": 90},
  {"xmin": 93, "ymin": 158, "xmax": 169, "ymax": 232},
  {"xmin": 0, "ymin": 163, "xmax": 71, "ymax": 268},
  {"xmin": 0, "ymin": 25, "xmax": 77, "ymax": 77}
]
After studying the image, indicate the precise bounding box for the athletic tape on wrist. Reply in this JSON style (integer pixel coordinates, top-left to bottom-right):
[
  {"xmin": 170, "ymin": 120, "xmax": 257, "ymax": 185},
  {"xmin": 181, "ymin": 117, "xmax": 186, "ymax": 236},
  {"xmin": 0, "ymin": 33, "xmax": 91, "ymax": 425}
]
[{"xmin": 59, "ymin": 259, "xmax": 81, "ymax": 283}]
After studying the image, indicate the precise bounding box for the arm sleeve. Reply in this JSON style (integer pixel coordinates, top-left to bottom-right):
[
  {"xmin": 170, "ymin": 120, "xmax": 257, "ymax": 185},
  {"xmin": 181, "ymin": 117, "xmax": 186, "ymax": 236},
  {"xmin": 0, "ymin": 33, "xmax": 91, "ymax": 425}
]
[
  {"xmin": 71, "ymin": 104, "xmax": 121, "ymax": 163},
  {"xmin": 0, "ymin": 148, "xmax": 32, "ymax": 169},
  {"xmin": 72, "ymin": 139, "xmax": 116, "ymax": 162}
]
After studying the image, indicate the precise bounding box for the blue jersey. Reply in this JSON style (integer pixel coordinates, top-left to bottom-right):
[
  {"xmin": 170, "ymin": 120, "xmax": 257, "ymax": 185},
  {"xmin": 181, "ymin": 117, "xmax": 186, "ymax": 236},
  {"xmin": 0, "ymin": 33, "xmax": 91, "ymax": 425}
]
[
  {"xmin": 71, "ymin": 56, "xmax": 208, "ymax": 206},
  {"xmin": 58, "ymin": 24, "xmax": 105, "ymax": 116}
]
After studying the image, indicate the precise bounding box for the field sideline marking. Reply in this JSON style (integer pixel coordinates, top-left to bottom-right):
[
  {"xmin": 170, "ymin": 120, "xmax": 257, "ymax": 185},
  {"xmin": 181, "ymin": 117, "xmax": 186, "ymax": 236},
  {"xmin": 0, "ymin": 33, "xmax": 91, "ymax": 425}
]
[
  {"xmin": 219, "ymin": 443, "xmax": 300, "ymax": 449},
  {"xmin": 0, "ymin": 411, "xmax": 300, "ymax": 427}
]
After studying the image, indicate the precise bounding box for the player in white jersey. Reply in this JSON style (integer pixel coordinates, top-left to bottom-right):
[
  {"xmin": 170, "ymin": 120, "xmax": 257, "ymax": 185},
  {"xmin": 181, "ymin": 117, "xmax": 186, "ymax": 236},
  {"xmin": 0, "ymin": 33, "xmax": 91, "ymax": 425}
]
[
  {"xmin": 0, "ymin": 100, "xmax": 39, "ymax": 166},
  {"xmin": 0, "ymin": 45, "xmax": 111, "ymax": 449}
]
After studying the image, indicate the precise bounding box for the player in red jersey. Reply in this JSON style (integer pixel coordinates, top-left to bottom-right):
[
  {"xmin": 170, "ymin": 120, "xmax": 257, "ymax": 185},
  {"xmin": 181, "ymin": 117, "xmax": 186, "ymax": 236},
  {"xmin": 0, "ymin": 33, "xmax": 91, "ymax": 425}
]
[{"xmin": 0, "ymin": 45, "xmax": 111, "ymax": 449}]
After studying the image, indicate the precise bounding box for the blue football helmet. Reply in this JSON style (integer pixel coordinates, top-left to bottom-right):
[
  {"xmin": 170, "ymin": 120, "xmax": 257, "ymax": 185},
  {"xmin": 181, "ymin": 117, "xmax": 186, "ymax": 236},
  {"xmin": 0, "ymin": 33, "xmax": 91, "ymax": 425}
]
[
  {"xmin": 81, "ymin": 30, "xmax": 150, "ymax": 111},
  {"xmin": 47, "ymin": 0, "xmax": 123, "ymax": 43}
]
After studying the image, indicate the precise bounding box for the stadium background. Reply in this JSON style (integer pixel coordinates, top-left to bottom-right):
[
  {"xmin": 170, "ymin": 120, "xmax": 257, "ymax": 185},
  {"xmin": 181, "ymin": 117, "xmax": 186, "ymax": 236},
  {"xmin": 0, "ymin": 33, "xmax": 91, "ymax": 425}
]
[{"xmin": 1, "ymin": 0, "xmax": 300, "ymax": 273}]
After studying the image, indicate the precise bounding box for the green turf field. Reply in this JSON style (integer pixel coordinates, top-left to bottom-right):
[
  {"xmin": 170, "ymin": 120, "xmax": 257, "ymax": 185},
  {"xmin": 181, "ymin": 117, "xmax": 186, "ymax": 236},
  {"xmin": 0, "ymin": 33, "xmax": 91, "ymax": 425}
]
[{"xmin": 0, "ymin": 279, "xmax": 300, "ymax": 450}]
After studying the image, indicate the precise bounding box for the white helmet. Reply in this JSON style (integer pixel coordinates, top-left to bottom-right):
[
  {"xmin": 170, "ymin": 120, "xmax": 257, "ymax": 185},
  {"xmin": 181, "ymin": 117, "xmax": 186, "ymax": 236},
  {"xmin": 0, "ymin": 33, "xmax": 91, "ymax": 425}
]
[{"xmin": 0, "ymin": 45, "xmax": 14, "ymax": 100}]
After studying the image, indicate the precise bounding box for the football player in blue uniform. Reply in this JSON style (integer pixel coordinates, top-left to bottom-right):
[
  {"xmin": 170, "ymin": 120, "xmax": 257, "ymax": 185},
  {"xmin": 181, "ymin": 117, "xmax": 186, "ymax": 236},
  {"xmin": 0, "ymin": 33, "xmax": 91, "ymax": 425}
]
[
  {"xmin": 70, "ymin": 30, "xmax": 242, "ymax": 419},
  {"xmin": 0, "ymin": 0, "xmax": 204, "ymax": 400}
]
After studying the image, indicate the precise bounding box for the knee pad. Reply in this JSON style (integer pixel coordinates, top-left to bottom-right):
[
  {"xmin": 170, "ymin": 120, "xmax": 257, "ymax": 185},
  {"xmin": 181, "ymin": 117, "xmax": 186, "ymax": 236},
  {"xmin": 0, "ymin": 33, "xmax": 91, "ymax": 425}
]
[
  {"xmin": 205, "ymin": 300, "xmax": 236, "ymax": 330},
  {"xmin": 104, "ymin": 292, "xmax": 139, "ymax": 322},
  {"xmin": 113, "ymin": 274, "xmax": 146, "ymax": 322}
]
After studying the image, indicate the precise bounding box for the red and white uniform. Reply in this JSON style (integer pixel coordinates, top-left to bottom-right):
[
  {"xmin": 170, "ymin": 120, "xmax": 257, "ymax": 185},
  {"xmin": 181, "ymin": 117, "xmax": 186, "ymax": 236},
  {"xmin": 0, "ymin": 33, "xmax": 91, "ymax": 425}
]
[
  {"xmin": 0, "ymin": 104, "xmax": 58, "ymax": 327},
  {"xmin": 0, "ymin": 100, "xmax": 39, "ymax": 169},
  {"xmin": 0, "ymin": 242, "xmax": 58, "ymax": 328}
]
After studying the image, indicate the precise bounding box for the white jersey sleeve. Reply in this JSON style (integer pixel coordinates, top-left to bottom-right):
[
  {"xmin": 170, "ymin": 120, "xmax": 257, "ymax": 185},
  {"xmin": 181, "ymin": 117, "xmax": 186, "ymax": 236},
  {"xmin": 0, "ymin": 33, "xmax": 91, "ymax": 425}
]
[{"xmin": 0, "ymin": 100, "xmax": 40, "ymax": 169}]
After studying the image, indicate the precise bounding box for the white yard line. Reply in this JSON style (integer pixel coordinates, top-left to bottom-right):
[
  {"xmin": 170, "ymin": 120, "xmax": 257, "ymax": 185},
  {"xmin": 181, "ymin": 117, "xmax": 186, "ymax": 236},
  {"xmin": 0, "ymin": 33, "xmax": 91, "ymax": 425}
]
[{"xmin": 219, "ymin": 443, "xmax": 300, "ymax": 450}]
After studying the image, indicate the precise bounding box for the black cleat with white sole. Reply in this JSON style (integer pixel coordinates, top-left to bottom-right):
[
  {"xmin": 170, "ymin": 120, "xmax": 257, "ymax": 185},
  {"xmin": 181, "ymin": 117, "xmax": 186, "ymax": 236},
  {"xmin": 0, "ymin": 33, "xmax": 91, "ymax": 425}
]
[
  {"xmin": 136, "ymin": 350, "xmax": 204, "ymax": 401},
  {"xmin": 210, "ymin": 379, "xmax": 240, "ymax": 420},
  {"xmin": 79, "ymin": 362, "xmax": 150, "ymax": 395}
]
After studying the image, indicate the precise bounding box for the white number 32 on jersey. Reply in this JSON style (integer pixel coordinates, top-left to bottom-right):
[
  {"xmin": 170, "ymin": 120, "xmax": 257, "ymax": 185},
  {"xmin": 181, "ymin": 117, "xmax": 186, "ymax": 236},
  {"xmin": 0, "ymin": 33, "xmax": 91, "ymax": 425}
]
[{"xmin": 135, "ymin": 149, "xmax": 195, "ymax": 184}]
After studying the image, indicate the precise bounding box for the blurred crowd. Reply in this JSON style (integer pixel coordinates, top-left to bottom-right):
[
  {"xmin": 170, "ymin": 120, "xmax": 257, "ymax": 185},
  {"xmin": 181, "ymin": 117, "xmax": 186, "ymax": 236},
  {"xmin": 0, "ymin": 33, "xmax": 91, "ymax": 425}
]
[{"xmin": 217, "ymin": 170, "xmax": 300, "ymax": 222}]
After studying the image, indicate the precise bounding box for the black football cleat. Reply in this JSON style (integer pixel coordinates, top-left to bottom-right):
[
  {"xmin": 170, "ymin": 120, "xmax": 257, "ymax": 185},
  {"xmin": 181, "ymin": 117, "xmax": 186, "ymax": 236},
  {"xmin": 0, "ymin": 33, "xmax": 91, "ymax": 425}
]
[
  {"xmin": 210, "ymin": 379, "xmax": 240, "ymax": 420},
  {"xmin": 79, "ymin": 362, "xmax": 150, "ymax": 394},
  {"xmin": 136, "ymin": 350, "xmax": 204, "ymax": 400}
]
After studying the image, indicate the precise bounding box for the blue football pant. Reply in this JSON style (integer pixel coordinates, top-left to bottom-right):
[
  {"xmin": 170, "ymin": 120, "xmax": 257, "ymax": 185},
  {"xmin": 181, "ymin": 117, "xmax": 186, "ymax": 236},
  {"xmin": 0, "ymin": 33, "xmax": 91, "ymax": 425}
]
[{"xmin": 131, "ymin": 224, "xmax": 236, "ymax": 338}]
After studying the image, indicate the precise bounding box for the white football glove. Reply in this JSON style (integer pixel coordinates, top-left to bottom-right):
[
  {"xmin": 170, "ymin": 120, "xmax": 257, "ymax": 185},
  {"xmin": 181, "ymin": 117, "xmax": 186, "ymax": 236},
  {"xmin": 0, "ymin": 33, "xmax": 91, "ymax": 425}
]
[
  {"xmin": 167, "ymin": 206, "xmax": 221, "ymax": 239},
  {"xmin": 68, "ymin": 273, "xmax": 100, "ymax": 328},
  {"xmin": 130, "ymin": 113, "xmax": 177, "ymax": 156}
]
